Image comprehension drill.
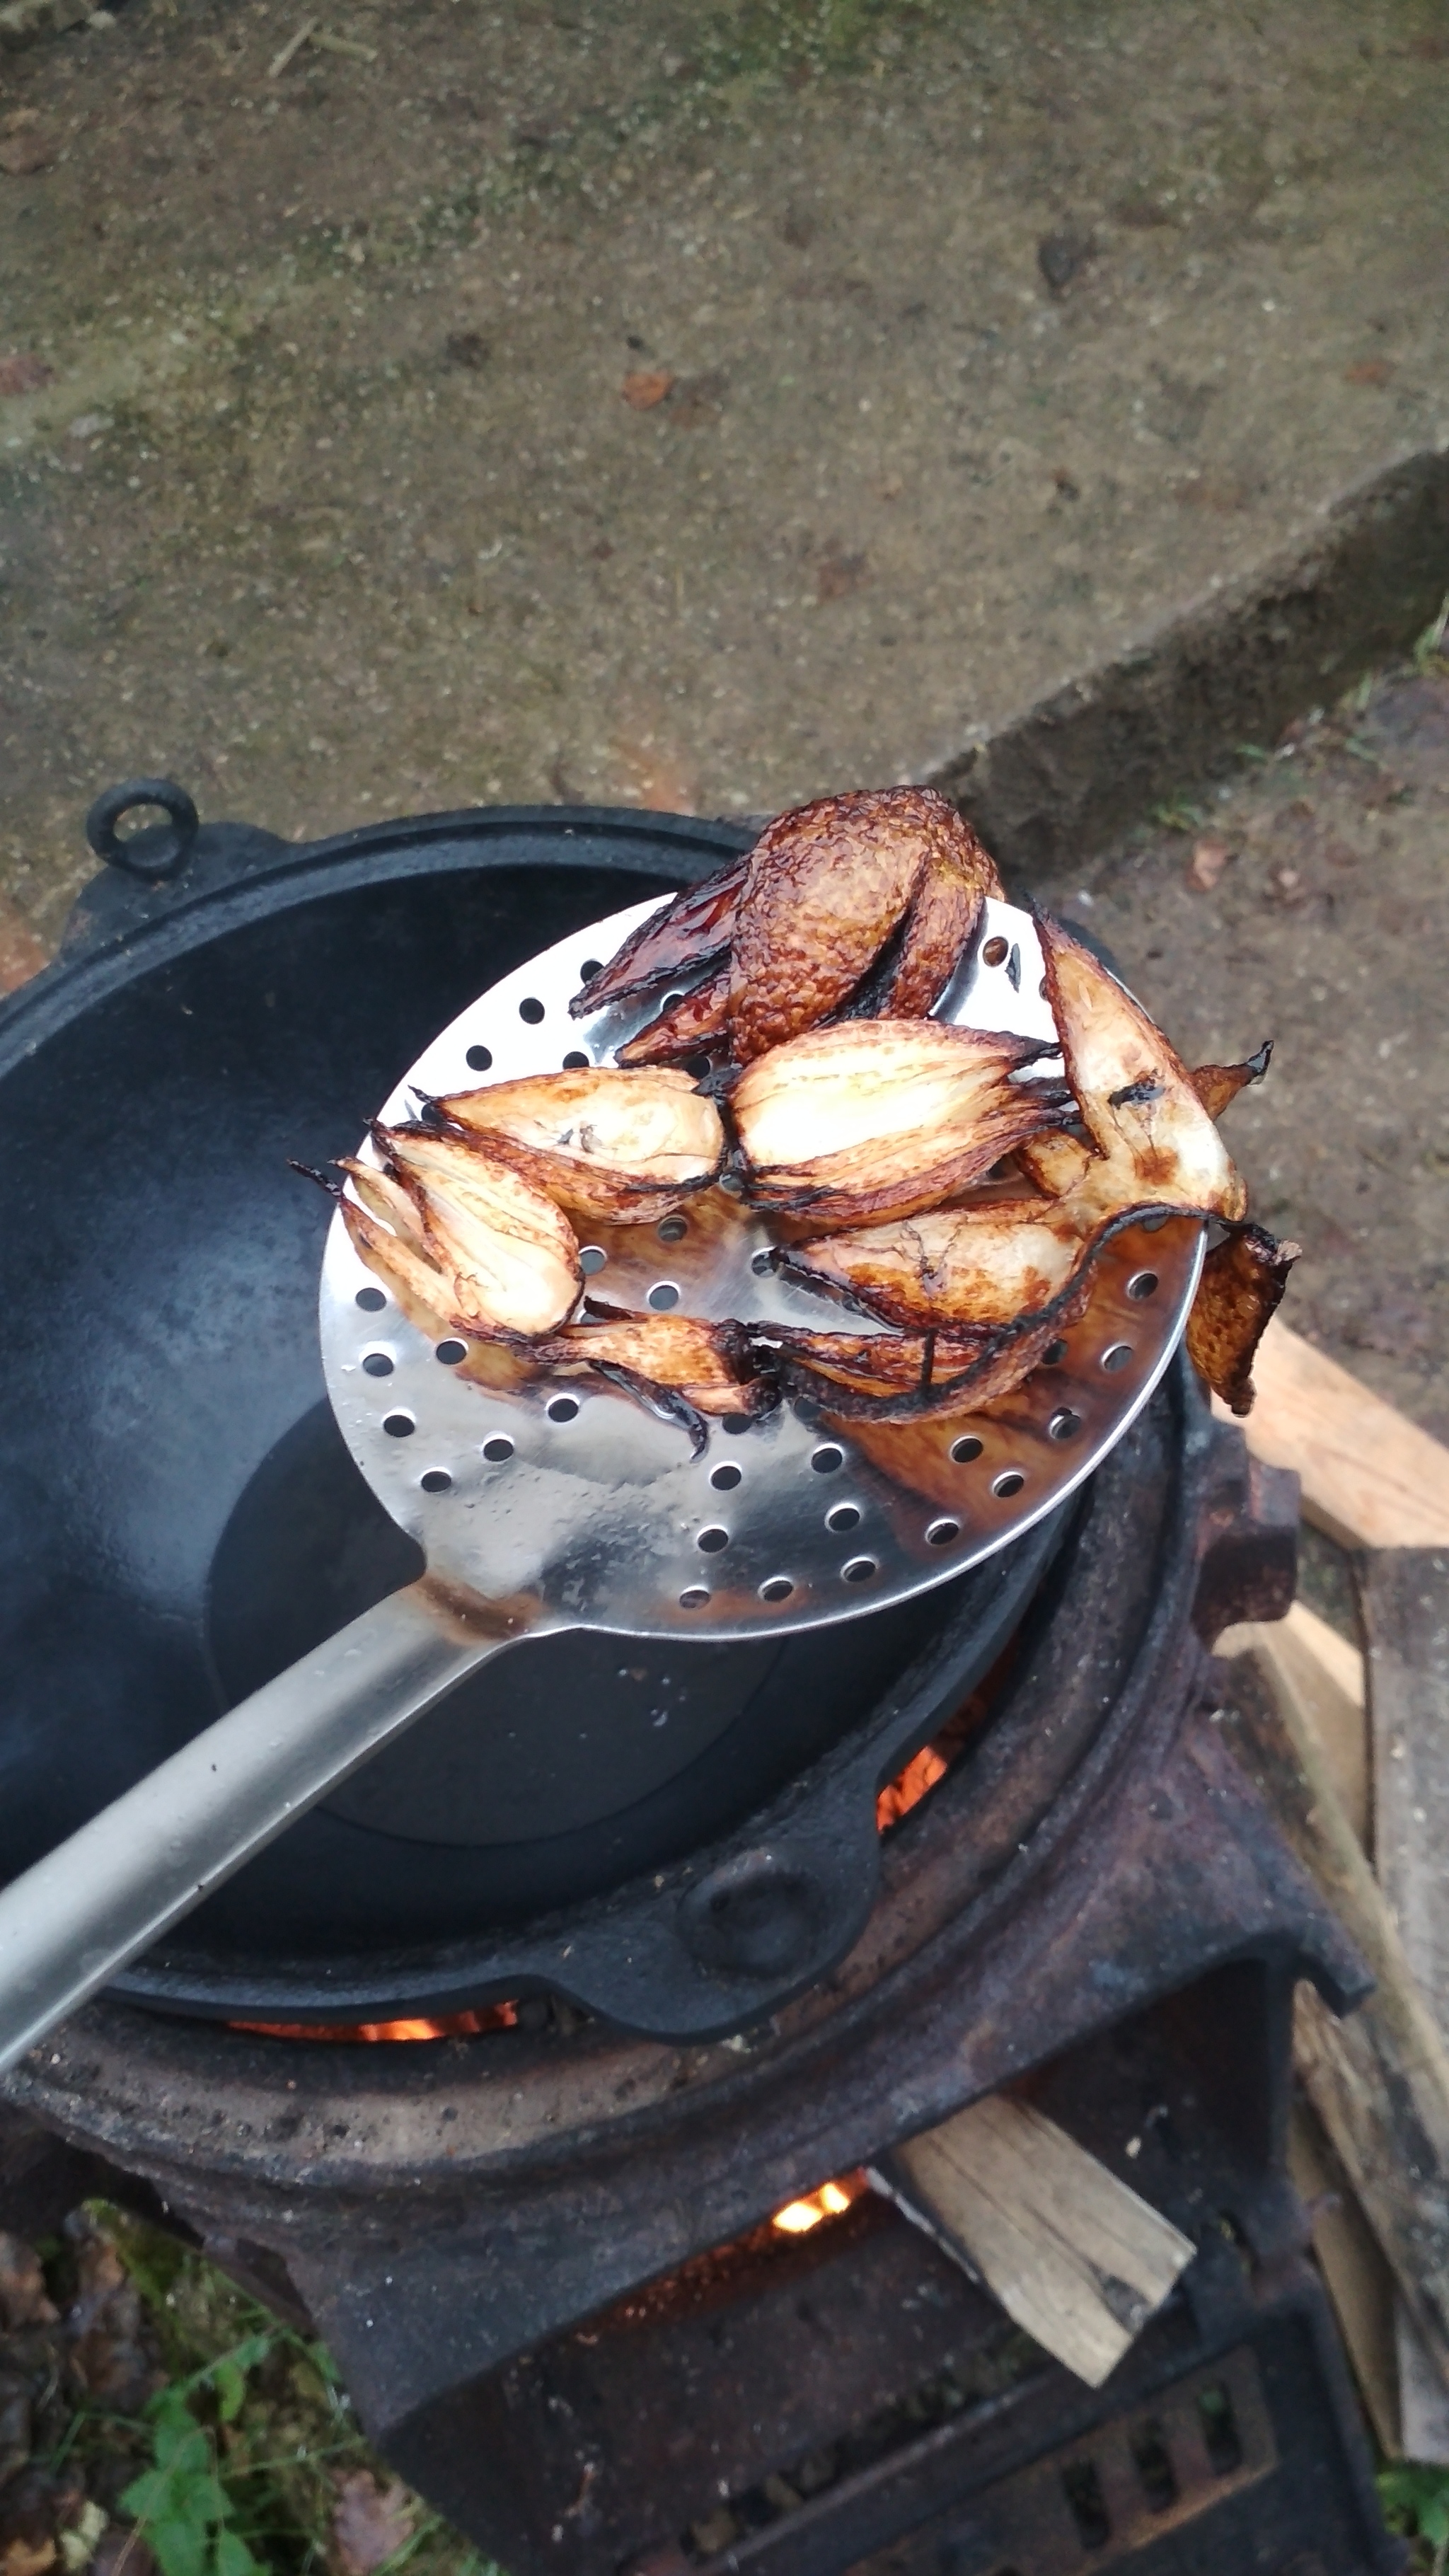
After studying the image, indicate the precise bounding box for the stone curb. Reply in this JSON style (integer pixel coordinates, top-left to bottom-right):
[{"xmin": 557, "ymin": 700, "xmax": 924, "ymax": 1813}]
[{"xmin": 930, "ymin": 444, "xmax": 1449, "ymax": 879}]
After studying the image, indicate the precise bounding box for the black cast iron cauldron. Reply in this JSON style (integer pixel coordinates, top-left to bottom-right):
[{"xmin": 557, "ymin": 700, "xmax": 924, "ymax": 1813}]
[{"xmin": 0, "ymin": 788, "xmax": 1070, "ymax": 2040}]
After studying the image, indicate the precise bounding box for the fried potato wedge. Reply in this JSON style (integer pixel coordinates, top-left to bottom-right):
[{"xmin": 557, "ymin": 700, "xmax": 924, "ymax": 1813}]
[
  {"xmin": 615, "ymin": 963, "xmax": 732, "ymax": 1068},
  {"xmin": 729, "ymin": 785, "xmax": 996, "ymax": 1063},
  {"xmin": 374, "ymin": 1124, "xmax": 582, "ymax": 1336},
  {"xmin": 1037, "ymin": 911, "xmax": 1247, "ymax": 1223},
  {"xmin": 422, "ymin": 1065, "xmax": 725, "ymax": 1223},
  {"xmin": 733, "ymin": 1018, "xmax": 1067, "ymax": 1227},
  {"xmin": 778, "ymin": 1202, "xmax": 1095, "ymax": 1332},
  {"xmin": 569, "ymin": 850, "xmax": 749, "ymax": 1019},
  {"xmin": 536, "ymin": 1306, "xmax": 772, "ymax": 1455},
  {"xmin": 1185, "ymin": 1222, "xmax": 1299, "ymax": 1417},
  {"xmin": 1189, "ymin": 1041, "xmax": 1273, "ymax": 1123}
]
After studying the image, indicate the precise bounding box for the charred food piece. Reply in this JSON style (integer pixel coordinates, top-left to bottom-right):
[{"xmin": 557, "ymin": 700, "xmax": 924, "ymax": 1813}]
[
  {"xmin": 732, "ymin": 1017, "xmax": 1068, "ymax": 1228},
  {"xmin": 371, "ymin": 1124, "xmax": 582, "ymax": 1336},
  {"xmin": 1188, "ymin": 1040, "xmax": 1274, "ymax": 1124},
  {"xmin": 1036, "ymin": 909, "xmax": 1249, "ymax": 1223},
  {"xmin": 1185, "ymin": 1223, "xmax": 1299, "ymax": 1417},
  {"xmin": 536, "ymin": 1306, "xmax": 773, "ymax": 1455},
  {"xmin": 616, "ymin": 963, "xmax": 732, "ymax": 1068},
  {"xmin": 421, "ymin": 1065, "xmax": 725, "ymax": 1223},
  {"xmin": 778, "ymin": 1201, "xmax": 1103, "ymax": 1333},
  {"xmin": 568, "ymin": 851, "xmax": 750, "ymax": 1020},
  {"xmin": 729, "ymin": 785, "xmax": 1003, "ymax": 1063}
]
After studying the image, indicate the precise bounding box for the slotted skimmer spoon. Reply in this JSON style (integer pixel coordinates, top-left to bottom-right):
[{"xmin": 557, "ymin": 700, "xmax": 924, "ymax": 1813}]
[{"xmin": 0, "ymin": 894, "xmax": 1201, "ymax": 2072}]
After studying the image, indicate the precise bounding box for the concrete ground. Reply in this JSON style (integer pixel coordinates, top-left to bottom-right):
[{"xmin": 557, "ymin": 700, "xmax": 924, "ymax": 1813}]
[
  {"xmin": 0, "ymin": 0, "xmax": 1445, "ymax": 1397},
  {"xmin": 2, "ymin": 0, "xmax": 1448, "ymax": 929}
]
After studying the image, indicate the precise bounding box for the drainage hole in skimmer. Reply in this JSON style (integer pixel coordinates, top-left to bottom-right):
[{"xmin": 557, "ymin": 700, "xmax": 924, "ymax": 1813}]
[
  {"xmin": 812, "ymin": 1444, "xmax": 844, "ymax": 1475},
  {"xmin": 1101, "ymin": 1343, "xmax": 1133, "ymax": 1374},
  {"xmin": 698, "ymin": 1526, "xmax": 730, "ymax": 1554},
  {"xmin": 420, "ymin": 1469, "xmax": 452, "ymax": 1495},
  {"xmin": 362, "ymin": 1351, "xmax": 394, "ymax": 1378},
  {"xmin": 1139, "ymin": 1211, "xmax": 1171, "ymax": 1232},
  {"xmin": 562, "ymin": 1050, "xmax": 590, "ymax": 1070},
  {"xmin": 992, "ymin": 1469, "xmax": 1025, "ymax": 1498},
  {"xmin": 1049, "ymin": 1408, "xmax": 1082, "ymax": 1443},
  {"xmin": 826, "ymin": 1503, "xmax": 860, "ymax": 1535},
  {"xmin": 519, "ymin": 996, "xmax": 545, "ymax": 1024},
  {"xmin": 466, "ymin": 1044, "xmax": 493, "ymax": 1073},
  {"xmin": 1041, "ymin": 1339, "xmax": 1068, "ymax": 1367},
  {"xmin": 548, "ymin": 1394, "xmax": 581, "ymax": 1423},
  {"xmin": 579, "ymin": 958, "xmax": 603, "ymax": 982},
  {"xmin": 579, "ymin": 1246, "xmax": 608, "ymax": 1275},
  {"xmin": 750, "ymin": 1248, "xmax": 773, "ymax": 1275},
  {"xmin": 679, "ymin": 1586, "xmax": 710, "ymax": 1610},
  {"xmin": 483, "ymin": 1436, "xmax": 514, "ymax": 1462},
  {"xmin": 710, "ymin": 1462, "xmax": 742, "ymax": 1491},
  {"xmin": 383, "ymin": 1412, "xmax": 415, "ymax": 1440},
  {"xmin": 927, "ymin": 1518, "xmax": 960, "ymax": 1547},
  {"xmin": 648, "ymin": 1281, "xmax": 681, "ymax": 1311},
  {"xmin": 356, "ymin": 1285, "xmax": 387, "ymax": 1312},
  {"xmin": 760, "ymin": 1576, "xmax": 794, "ymax": 1602},
  {"xmin": 842, "ymin": 1556, "xmax": 878, "ymax": 1586},
  {"xmin": 657, "ymin": 1214, "xmax": 688, "ymax": 1243},
  {"xmin": 1127, "ymin": 1270, "xmax": 1160, "ymax": 1301},
  {"xmin": 435, "ymin": 1339, "xmax": 468, "ymax": 1365},
  {"xmin": 981, "ymin": 935, "xmax": 1008, "ymax": 968},
  {"xmin": 950, "ymin": 1434, "xmax": 983, "ymax": 1464}
]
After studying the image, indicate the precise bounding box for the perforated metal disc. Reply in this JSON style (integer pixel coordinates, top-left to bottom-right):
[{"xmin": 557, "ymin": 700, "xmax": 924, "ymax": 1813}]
[{"xmin": 320, "ymin": 896, "xmax": 1203, "ymax": 1642}]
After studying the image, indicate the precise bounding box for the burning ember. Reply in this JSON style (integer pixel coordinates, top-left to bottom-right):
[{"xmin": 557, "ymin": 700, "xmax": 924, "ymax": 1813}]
[
  {"xmin": 233, "ymin": 2004, "xmax": 519, "ymax": 2043},
  {"xmin": 771, "ymin": 2171, "xmax": 870, "ymax": 2234}
]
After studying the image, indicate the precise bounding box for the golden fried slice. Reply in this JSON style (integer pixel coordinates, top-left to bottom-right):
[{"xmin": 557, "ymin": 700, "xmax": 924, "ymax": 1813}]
[
  {"xmin": 374, "ymin": 1125, "xmax": 582, "ymax": 1336},
  {"xmin": 804, "ymin": 1280, "xmax": 1095, "ymax": 1428},
  {"xmin": 1185, "ymin": 1223, "xmax": 1299, "ymax": 1417},
  {"xmin": 1189, "ymin": 1041, "xmax": 1273, "ymax": 1123},
  {"xmin": 337, "ymin": 1195, "xmax": 457, "ymax": 1341},
  {"xmin": 729, "ymin": 785, "xmax": 983, "ymax": 1063},
  {"xmin": 336, "ymin": 1153, "xmax": 430, "ymax": 1247},
  {"xmin": 1037, "ymin": 911, "xmax": 1247, "ymax": 1222},
  {"xmin": 733, "ymin": 1017, "xmax": 1067, "ymax": 1227},
  {"xmin": 536, "ymin": 1307, "xmax": 771, "ymax": 1455},
  {"xmin": 569, "ymin": 851, "xmax": 749, "ymax": 1019},
  {"xmin": 616, "ymin": 964, "xmax": 732, "ymax": 1068},
  {"xmin": 778, "ymin": 1202, "xmax": 1095, "ymax": 1332},
  {"xmin": 1013, "ymin": 1131, "xmax": 1095, "ymax": 1199},
  {"xmin": 879, "ymin": 819, "xmax": 1003, "ymax": 1017},
  {"xmin": 422, "ymin": 1066, "xmax": 724, "ymax": 1223}
]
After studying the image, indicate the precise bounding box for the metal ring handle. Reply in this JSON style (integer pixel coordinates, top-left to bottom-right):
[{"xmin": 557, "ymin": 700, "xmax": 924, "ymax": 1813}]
[{"xmin": 86, "ymin": 778, "xmax": 200, "ymax": 882}]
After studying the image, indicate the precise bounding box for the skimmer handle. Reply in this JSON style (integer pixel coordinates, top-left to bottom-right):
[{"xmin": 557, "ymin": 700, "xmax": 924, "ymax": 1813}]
[{"xmin": 0, "ymin": 1584, "xmax": 519, "ymax": 2076}]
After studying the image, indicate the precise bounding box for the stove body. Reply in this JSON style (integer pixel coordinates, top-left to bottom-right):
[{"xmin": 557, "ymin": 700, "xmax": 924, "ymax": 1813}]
[{"xmin": 0, "ymin": 797, "xmax": 1398, "ymax": 2575}]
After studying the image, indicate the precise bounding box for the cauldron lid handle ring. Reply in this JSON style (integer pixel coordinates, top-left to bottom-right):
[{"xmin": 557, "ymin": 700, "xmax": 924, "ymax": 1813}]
[{"xmin": 86, "ymin": 777, "xmax": 200, "ymax": 883}]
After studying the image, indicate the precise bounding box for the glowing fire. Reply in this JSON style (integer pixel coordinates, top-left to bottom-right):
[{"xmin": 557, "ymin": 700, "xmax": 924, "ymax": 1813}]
[
  {"xmin": 875, "ymin": 1743, "xmax": 949, "ymax": 1830},
  {"xmin": 770, "ymin": 2170, "xmax": 870, "ymax": 2234},
  {"xmin": 233, "ymin": 2004, "xmax": 518, "ymax": 2043}
]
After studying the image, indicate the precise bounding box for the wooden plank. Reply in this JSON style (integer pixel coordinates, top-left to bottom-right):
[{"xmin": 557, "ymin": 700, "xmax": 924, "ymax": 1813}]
[
  {"xmin": 1218, "ymin": 1598, "xmax": 1368, "ymax": 1847},
  {"xmin": 1366, "ymin": 1552, "xmax": 1449, "ymax": 2047},
  {"xmin": 1225, "ymin": 1680, "xmax": 1449, "ymax": 2384},
  {"xmin": 1287, "ymin": 2095, "xmax": 1400, "ymax": 2456},
  {"xmin": 1363, "ymin": 1550, "xmax": 1449, "ymax": 2462},
  {"xmin": 1213, "ymin": 1319, "xmax": 1449, "ymax": 1551},
  {"xmin": 878, "ymin": 2094, "xmax": 1194, "ymax": 2389}
]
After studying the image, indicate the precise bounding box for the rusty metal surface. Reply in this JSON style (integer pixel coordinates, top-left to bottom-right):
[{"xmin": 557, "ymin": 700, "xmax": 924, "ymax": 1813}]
[
  {"xmin": 0, "ymin": 1359, "xmax": 1368, "ymax": 2443},
  {"xmin": 386, "ymin": 1992, "xmax": 1393, "ymax": 2576}
]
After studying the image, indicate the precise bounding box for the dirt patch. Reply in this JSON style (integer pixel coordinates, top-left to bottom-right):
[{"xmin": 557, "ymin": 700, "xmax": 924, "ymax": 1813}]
[{"xmin": 1034, "ymin": 657, "xmax": 1449, "ymax": 1438}]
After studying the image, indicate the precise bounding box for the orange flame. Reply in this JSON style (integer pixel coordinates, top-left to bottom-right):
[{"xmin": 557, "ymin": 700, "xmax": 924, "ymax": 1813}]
[
  {"xmin": 875, "ymin": 1743, "xmax": 949, "ymax": 1830},
  {"xmin": 770, "ymin": 2170, "xmax": 870, "ymax": 2235},
  {"xmin": 232, "ymin": 2003, "xmax": 519, "ymax": 2043}
]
